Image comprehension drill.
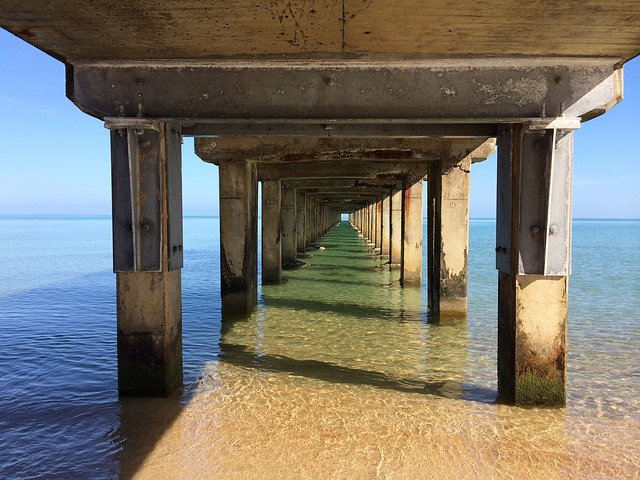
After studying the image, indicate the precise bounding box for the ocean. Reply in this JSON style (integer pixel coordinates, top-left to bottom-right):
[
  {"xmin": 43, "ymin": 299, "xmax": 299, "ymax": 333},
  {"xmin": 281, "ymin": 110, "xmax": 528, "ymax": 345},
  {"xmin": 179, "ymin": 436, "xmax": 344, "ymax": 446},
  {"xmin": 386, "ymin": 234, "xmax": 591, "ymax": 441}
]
[{"xmin": 0, "ymin": 216, "xmax": 638, "ymax": 479}]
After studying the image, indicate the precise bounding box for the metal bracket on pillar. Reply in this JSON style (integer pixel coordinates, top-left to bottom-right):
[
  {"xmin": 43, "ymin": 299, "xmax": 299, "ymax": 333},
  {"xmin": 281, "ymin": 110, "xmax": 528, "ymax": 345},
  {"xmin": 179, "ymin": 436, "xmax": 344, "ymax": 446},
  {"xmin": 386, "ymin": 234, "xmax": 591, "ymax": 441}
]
[
  {"xmin": 107, "ymin": 120, "xmax": 183, "ymax": 272},
  {"xmin": 496, "ymin": 122, "xmax": 575, "ymax": 276}
]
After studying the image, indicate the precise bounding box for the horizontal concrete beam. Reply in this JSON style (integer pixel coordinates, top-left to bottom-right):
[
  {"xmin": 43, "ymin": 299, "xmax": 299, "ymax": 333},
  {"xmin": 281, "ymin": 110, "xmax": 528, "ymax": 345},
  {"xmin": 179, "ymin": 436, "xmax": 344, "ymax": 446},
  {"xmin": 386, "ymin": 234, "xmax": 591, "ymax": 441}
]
[
  {"xmin": 283, "ymin": 178, "xmax": 402, "ymax": 190},
  {"xmin": 195, "ymin": 137, "xmax": 491, "ymax": 164},
  {"xmin": 257, "ymin": 161, "xmax": 429, "ymax": 181},
  {"xmin": 185, "ymin": 122, "xmax": 497, "ymax": 138},
  {"xmin": 71, "ymin": 58, "xmax": 621, "ymax": 125}
]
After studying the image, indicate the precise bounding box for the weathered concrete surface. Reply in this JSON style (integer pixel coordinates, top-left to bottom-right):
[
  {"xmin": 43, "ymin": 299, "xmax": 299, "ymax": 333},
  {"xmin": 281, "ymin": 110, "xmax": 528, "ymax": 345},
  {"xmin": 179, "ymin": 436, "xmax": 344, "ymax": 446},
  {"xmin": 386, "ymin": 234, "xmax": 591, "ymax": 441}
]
[
  {"xmin": 498, "ymin": 273, "xmax": 567, "ymax": 406},
  {"xmin": 305, "ymin": 198, "xmax": 315, "ymax": 247},
  {"xmin": 401, "ymin": 178, "xmax": 423, "ymax": 284},
  {"xmin": 2, "ymin": 2, "xmax": 640, "ymax": 60},
  {"xmin": 281, "ymin": 187, "xmax": 297, "ymax": 266},
  {"xmin": 262, "ymin": 179, "xmax": 282, "ymax": 283},
  {"xmin": 390, "ymin": 190, "xmax": 403, "ymax": 265},
  {"xmin": 116, "ymin": 270, "xmax": 182, "ymax": 397},
  {"xmin": 376, "ymin": 200, "xmax": 383, "ymax": 251},
  {"xmin": 495, "ymin": 125, "xmax": 570, "ymax": 406},
  {"xmin": 295, "ymin": 191, "xmax": 306, "ymax": 254},
  {"xmin": 197, "ymin": 137, "xmax": 493, "ymax": 164},
  {"xmin": 427, "ymin": 157, "xmax": 471, "ymax": 320},
  {"xmin": 381, "ymin": 195, "xmax": 391, "ymax": 258},
  {"xmin": 219, "ymin": 160, "xmax": 258, "ymax": 315}
]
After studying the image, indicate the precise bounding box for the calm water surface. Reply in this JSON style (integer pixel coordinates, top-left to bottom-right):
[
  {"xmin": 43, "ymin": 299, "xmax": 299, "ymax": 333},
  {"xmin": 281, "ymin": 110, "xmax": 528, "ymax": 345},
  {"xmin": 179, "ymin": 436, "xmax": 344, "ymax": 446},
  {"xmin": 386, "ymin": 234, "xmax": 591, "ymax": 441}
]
[{"xmin": 0, "ymin": 216, "xmax": 639, "ymax": 479}]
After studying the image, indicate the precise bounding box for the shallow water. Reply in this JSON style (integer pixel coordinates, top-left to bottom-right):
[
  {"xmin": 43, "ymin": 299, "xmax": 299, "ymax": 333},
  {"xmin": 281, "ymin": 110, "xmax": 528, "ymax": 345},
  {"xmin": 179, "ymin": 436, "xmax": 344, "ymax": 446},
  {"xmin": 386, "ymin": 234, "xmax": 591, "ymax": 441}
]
[{"xmin": 0, "ymin": 216, "xmax": 639, "ymax": 479}]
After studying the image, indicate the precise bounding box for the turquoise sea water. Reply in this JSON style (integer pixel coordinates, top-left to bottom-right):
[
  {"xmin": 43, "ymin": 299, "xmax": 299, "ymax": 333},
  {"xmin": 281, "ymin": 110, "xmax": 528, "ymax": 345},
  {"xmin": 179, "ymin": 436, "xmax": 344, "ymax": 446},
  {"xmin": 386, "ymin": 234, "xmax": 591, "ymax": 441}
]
[{"xmin": 0, "ymin": 216, "xmax": 638, "ymax": 479}]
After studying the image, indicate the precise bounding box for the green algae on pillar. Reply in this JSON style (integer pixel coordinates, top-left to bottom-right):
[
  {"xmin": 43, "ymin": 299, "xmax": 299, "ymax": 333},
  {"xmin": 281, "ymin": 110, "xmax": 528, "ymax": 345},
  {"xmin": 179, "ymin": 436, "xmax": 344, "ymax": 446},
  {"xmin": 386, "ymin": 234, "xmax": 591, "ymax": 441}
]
[
  {"xmin": 498, "ymin": 274, "xmax": 567, "ymax": 406},
  {"xmin": 496, "ymin": 125, "xmax": 573, "ymax": 406}
]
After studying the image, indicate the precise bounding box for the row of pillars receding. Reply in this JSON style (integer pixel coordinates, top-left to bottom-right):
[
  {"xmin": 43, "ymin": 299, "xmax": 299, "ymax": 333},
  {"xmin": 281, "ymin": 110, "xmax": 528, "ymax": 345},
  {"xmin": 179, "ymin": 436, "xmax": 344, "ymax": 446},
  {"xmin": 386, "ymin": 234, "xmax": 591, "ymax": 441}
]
[{"xmin": 110, "ymin": 122, "xmax": 572, "ymax": 407}]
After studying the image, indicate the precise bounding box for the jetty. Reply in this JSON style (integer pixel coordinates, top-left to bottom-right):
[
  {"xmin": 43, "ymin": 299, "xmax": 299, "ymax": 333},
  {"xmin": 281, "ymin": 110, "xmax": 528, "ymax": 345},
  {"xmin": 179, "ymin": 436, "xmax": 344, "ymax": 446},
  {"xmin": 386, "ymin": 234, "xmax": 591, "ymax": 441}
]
[{"xmin": 1, "ymin": 1, "xmax": 638, "ymax": 405}]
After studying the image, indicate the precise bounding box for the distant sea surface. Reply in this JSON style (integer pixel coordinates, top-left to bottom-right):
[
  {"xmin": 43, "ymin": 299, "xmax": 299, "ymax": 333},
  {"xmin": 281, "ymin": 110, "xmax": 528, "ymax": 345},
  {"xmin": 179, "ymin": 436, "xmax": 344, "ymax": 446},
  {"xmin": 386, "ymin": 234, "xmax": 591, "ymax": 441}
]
[{"xmin": 0, "ymin": 216, "xmax": 638, "ymax": 479}]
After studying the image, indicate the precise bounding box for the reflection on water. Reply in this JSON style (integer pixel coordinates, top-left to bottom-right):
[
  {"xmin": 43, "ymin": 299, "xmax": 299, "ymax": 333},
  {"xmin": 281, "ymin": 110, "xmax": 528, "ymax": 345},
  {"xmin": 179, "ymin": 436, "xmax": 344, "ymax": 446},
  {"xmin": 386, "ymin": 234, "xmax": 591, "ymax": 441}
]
[
  {"xmin": 116, "ymin": 222, "xmax": 638, "ymax": 479},
  {"xmin": 1, "ymin": 218, "xmax": 639, "ymax": 479}
]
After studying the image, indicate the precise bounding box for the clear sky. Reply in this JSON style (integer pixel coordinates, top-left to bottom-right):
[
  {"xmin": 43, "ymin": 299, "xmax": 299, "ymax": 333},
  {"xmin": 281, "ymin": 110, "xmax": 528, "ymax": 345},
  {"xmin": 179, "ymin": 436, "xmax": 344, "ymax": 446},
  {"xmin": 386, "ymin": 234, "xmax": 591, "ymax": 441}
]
[{"xmin": 0, "ymin": 29, "xmax": 638, "ymax": 218}]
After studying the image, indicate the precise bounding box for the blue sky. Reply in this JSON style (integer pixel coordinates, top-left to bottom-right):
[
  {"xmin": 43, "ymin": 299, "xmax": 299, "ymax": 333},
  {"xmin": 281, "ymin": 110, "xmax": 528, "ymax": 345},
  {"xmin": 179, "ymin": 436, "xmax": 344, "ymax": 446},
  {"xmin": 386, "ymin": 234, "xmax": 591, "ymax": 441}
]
[{"xmin": 0, "ymin": 29, "xmax": 638, "ymax": 218}]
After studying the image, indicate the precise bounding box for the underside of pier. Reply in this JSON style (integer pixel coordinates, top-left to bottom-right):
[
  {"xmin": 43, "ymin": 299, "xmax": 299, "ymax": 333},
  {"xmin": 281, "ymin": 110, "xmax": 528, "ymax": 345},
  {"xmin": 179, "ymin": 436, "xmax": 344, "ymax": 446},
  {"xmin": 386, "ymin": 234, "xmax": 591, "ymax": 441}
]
[{"xmin": 2, "ymin": 0, "xmax": 639, "ymax": 405}]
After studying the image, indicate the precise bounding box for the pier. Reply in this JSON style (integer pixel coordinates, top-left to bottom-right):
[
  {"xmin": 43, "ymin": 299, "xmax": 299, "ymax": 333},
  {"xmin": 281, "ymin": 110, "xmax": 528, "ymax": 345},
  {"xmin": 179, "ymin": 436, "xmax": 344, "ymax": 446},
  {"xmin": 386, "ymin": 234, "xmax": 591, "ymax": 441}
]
[{"xmin": 1, "ymin": 1, "xmax": 638, "ymax": 406}]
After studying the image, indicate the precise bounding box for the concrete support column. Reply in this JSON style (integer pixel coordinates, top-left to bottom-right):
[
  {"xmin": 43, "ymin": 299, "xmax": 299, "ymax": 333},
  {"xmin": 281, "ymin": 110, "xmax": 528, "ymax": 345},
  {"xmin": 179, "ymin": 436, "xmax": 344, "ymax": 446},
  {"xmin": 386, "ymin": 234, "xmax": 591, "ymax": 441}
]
[
  {"xmin": 116, "ymin": 271, "xmax": 182, "ymax": 396},
  {"xmin": 390, "ymin": 190, "xmax": 403, "ymax": 265},
  {"xmin": 376, "ymin": 200, "xmax": 383, "ymax": 251},
  {"xmin": 368, "ymin": 204, "xmax": 374, "ymax": 242},
  {"xmin": 261, "ymin": 179, "xmax": 282, "ymax": 283},
  {"xmin": 496, "ymin": 125, "xmax": 573, "ymax": 406},
  {"xmin": 305, "ymin": 198, "xmax": 314, "ymax": 246},
  {"xmin": 296, "ymin": 191, "xmax": 306, "ymax": 254},
  {"xmin": 427, "ymin": 158, "xmax": 471, "ymax": 320},
  {"xmin": 219, "ymin": 159, "xmax": 258, "ymax": 315},
  {"xmin": 315, "ymin": 202, "xmax": 321, "ymax": 241},
  {"xmin": 281, "ymin": 187, "xmax": 297, "ymax": 266},
  {"xmin": 382, "ymin": 195, "xmax": 391, "ymax": 258},
  {"xmin": 401, "ymin": 176, "xmax": 423, "ymax": 284},
  {"xmin": 110, "ymin": 123, "xmax": 183, "ymax": 396}
]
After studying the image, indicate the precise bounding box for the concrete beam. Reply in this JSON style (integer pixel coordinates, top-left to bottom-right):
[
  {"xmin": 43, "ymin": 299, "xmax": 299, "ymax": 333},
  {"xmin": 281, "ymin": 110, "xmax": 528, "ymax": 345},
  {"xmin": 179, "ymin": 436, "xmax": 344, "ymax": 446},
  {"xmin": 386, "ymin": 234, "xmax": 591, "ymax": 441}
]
[
  {"xmin": 258, "ymin": 161, "xmax": 428, "ymax": 181},
  {"xmin": 72, "ymin": 59, "xmax": 621, "ymax": 125},
  {"xmin": 283, "ymin": 178, "xmax": 401, "ymax": 190},
  {"xmin": 196, "ymin": 137, "xmax": 492, "ymax": 164}
]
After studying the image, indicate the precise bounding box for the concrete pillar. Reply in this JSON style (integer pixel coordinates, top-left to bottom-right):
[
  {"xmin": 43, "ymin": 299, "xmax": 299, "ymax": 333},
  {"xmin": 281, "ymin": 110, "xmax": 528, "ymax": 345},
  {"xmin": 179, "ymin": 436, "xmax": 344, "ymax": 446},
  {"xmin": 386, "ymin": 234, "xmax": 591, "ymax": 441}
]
[
  {"xmin": 496, "ymin": 125, "xmax": 573, "ymax": 406},
  {"xmin": 116, "ymin": 271, "xmax": 182, "ymax": 396},
  {"xmin": 314, "ymin": 202, "xmax": 321, "ymax": 241},
  {"xmin": 390, "ymin": 189, "xmax": 402, "ymax": 265},
  {"xmin": 382, "ymin": 195, "xmax": 391, "ymax": 258},
  {"xmin": 376, "ymin": 199, "xmax": 383, "ymax": 251},
  {"xmin": 281, "ymin": 187, "xmax": 297, "ymax": 265},
  {"xmin": 427, "ymin": 158, "xmax": 471, "ymax": 320},
  {"xmin": 305, "ymin": 198, "xmax": 314, "ymax": 246},
  {"xmin": 261, "ymin": 179, "xmax": 282, "ymax": 283},
  {"xmin": 219, "ymin": 159, "xmax": 258, "ymax": 315},
  {"xmin": 110, "ymin": 123, "xmax": 183, "ymax": 396},
  {"xmin": 368, "ymin": 204, "xmax": 374, "ymax": 242},
  {"xmin": 296, "ymin": 191, "xmax": 306, "ymax": 254},
  {"xmin": 401, "ymin": 176, "xmax": 423, "ymax": 284}
]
